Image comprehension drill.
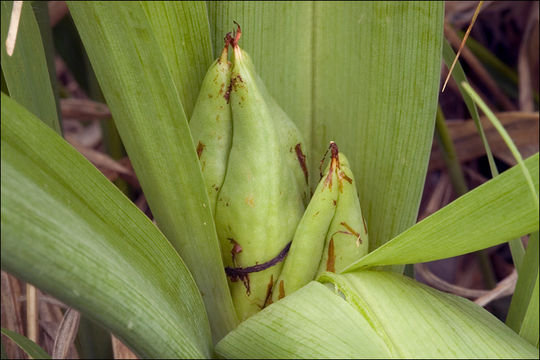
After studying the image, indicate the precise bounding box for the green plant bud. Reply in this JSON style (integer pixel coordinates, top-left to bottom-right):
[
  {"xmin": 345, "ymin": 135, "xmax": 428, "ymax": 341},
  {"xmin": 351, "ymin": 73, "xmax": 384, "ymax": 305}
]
[
  {"xmin": 189, "ymin": 37, "xmax": 232, "ymax": 214},
  {"xmin": 316, "ymin": 149, "xmax": 369, "ymax": 277},
  {"xmin": 234, "ymin": 49, "xmax": 310, "ymax": 205},
  {"xmin": 271, "ymin": 145, "xmax": 339, "ymax": 303},
  {"xmin": 215, "ymin": 27, "xmax": 307, "ymax": 321}
]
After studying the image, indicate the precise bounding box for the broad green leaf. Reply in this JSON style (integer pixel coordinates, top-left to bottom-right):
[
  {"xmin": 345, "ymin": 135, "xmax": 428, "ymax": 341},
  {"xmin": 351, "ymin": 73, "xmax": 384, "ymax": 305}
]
[
  {"xmin": 319, "ymin": 271, "xmax": 539, "ymax": 358},
  {"xmin": 142, "ymin": 1, "xmax": 213, "ymax": 118},
  {"xmin": 313, "ymin": 2, "xmax": 443, "ymax": 254},
  {"xmin": 68, "ymin": 1, "xmax": 238, "ymax": 342},
  {"xmin": 1, "ymin": 93, "xmax": 211, "ymax": 359},
  {"xmin": 345, "ymin": 153, "xmax": 539, "ymax": 271},
  {"xmin": 209, "ymin": 3, "xmax": 445, "ymax": 262},
  {"xmin": 1, "ymin": 328, "xmax": 51, "ymax": 359},
  {"xmin": 1, "ymin": 1, "xmax": 61, "ymax": 134},
  {"xmin": 215, "ymin": 282, "xmax": 392, "ymax": 359},
  {"xmin": 507, "ymin": 232, "xmax": 539, "ymax": 346}
]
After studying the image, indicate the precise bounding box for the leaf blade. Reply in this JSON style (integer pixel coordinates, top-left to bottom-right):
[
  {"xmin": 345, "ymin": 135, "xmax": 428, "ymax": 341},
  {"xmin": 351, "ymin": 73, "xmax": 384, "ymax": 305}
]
[
  {"xmin": 68, "ymin": 1, "xmax": 238, "ymax": 342},
  {"xmin": 320, "ymin": 271, "xmax": 539, "ymax": 358},
  {"xmin": 0, "ymin": 1, "xmax": 61, "ymax": 134},
  {"xmin": 345, "ymin": 153, "xmax": 539, "ymax": 270},
  {"xmin": 1, "ymin": 93, "xmax": 211, "ymax": 358},
  {"xmin": 1, "ymin": 328, "xmax": 51, "ymax": 360}
]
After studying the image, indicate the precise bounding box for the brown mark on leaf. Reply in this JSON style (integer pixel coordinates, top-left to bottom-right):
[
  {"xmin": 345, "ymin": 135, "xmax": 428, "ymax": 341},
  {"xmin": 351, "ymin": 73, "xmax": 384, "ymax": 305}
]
[
  {"xmin": 196, "ymin": 141, "xmax": 205, "ymax": 159},
  {"xmin": 295, "ymin": 144, "xmax": 309, "ymax": 185},
  {"xmin": 278, "ymin": 280, "xmax": 285, "ymax": 300},
  {"xmin": 340, "ymin": 222, "xmax": 362, "ymax": 247},
  {"xmin": 263, "ymin": 275, "xmax": 274, "ymax": 308},
  {"xmin": 332, "ymin": 200, "xmax": 337, "ymax": 206},
  {"xmin": 228, "ymin": 238, "xmax": 243, "ymax": 267},
  {"xmin": 218, "ymin": 83, "xmax": 225, "ymax": 96},
  {"xmin": 326, "ymin": 238, "xmax": 336, "ymax": 273}
]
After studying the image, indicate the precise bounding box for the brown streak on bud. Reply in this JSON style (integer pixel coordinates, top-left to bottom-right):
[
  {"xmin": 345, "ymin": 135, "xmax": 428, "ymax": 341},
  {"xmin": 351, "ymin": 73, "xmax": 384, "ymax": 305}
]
[
  {"xmin": 295, "ymin": 143, "xmax": 309, "ymax": 185},
  {"xmin": 263, "ymin": 275, "xmax": 274, "ymax": 308},
  {"xmin": 340, "ymin": 221, "xmax": 362, "ymax": 246},
  {"xmin": 196, "ymin": 141, "xmax": 205, "ymax": 159},
  {"xmin": 326, "ymin": 238, "xmax": 336, "ymax": 272},
  {"xmin": 224, "ymin": 81, "xmax": 232, "ymax": 103},
  {"xmin": 278, "ymin": 280, "xmax": 285, "ymax": 300}
]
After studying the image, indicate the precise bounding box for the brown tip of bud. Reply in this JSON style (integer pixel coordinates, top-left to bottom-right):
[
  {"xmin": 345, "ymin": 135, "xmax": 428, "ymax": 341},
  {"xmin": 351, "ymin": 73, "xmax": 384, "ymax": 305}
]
[
  {"xmin": 232, "ymin": 21, "xmax": 242, "ymax": 48},
  {"xmin": 220, "ymin": 33, "xmax": 232, "ymax": 60}
]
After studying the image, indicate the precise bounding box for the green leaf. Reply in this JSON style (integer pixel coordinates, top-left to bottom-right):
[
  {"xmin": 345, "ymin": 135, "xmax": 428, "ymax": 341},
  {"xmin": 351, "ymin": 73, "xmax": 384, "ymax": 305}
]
[
  {"xmin": 319, "ymin": 271, "xmax": 539, "ymax": 358},
  {"xmin": 1, "ymin": 328, "xmax": 51, "ymax": 360},
  {"xmin": 345, "ymin": 153, "xmax": 539, "ymax": 271},
  {"xmin": 507, "ymin": 232, "xmax": 539, "ymax": 346},
  {"xmin": 67, "ymin": 1, "xmax": 238, "ymax": 342},
  {"xmin": 141, "ymin": 1, "xmax": 213, "ymax": 118},
  {"xmin": 1, "ymin": 93, "xmax": 211, "ymax": 359},
  {"xmin": 209, "ymin": 3, "xmax": 445, "ymax": 264},
  {"xmin": 215, "ymin": 282, "xmax": 392, "ymax": 359},
  {"xmin": 218, "ymin": 270, "xmax": 539, "ymax": 358},
  {"xmin": 0, "ymin": 1, "xmax": 61, "ymax": 134}
]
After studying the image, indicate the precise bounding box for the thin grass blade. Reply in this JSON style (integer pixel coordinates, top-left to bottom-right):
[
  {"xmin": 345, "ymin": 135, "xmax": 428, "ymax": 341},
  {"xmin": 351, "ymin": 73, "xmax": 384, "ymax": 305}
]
[
  {"xmin": 0, "ymin": 1, "xmax": 61, "ymax": 134},
  {"xmin": 1, "ymin": 328, "xmax": 50, "ymax": 360},
  {"xmin": 507, "ymin": 232, "xmax": 539, "ymax": 346}
]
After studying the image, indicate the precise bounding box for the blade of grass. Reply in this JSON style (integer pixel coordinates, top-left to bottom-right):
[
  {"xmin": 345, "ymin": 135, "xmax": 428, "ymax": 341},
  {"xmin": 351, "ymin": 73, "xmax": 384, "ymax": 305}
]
[
  {"xmin": 344, "ymin": 153, "xmax": 539, "ymax": 271},
  {"xmin": 0, "ymin": 1, "xmax": 61, "ymax": 134},
  {"xmin": 506, "ymin": 232, "xmax": 539, "ymax": 346},
  {"xmin": 442, "ymin": 39, "xmax": 497, "ymax": 175},
  {"xmin": 68, "ymin": 1, "xmax": 238, "ymax": 343},
  {"xmin": 434, "ymin": 106, "xmax": 468, "ymax": 196},
  {"xmin": 441, "ymin": 0, "xmax": 483, "ymax": 92},
  {"xmin": 520, "ymin": 275, "xmax": 539, "ymax": 347},
  {"xmin": 443, "ymin": 39, "xmax": 526, "ymax": 269},
  {"xmin": 461, "ymin": 82, "xmax": 539, "ymax": 211},
  {"xmin": 31, "ymin": 1, "xmax": 63, "ymax": 130},
  {"xmin": 1, "ymin": 328, "xmax": 51, "ymax": 360},
  {"xmin": 434, "ymin": 105, "xmax": 497, "ymax": 288},
  {"xmin": 1, "ymin": 93, "xmax": 212, "ymax": 358}
]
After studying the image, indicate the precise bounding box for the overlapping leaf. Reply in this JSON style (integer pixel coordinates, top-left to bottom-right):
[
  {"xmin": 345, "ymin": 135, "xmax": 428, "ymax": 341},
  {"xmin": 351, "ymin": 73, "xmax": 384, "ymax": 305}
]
[{"xmin": 1, "ymin": 94, "xmax": 211, "ymax": 359}]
